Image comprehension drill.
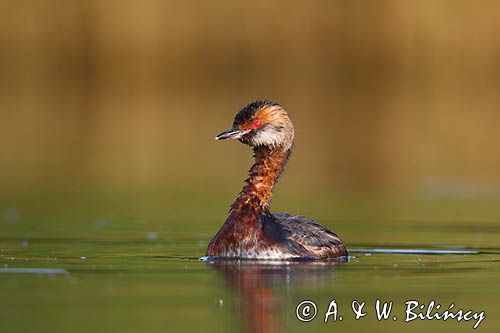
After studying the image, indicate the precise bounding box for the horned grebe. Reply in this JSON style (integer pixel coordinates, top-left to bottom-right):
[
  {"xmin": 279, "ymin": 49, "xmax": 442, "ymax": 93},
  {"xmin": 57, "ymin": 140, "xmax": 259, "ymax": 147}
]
[{"xmin": 206, "ymin": 101, "xmax": 347, "ymax": 259}]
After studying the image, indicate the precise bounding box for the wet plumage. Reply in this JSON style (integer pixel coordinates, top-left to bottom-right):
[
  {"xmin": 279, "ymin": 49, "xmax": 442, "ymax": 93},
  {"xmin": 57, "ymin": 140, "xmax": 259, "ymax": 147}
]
[{"xmin": 207, "ymin": 101, "xmax": 347, "ymax": 259}]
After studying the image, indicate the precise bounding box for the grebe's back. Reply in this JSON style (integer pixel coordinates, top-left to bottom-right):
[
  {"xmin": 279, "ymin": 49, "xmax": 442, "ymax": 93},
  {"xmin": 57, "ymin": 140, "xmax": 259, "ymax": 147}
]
[{"xmin": 271, "ymin": 213, "xmax": 347, "ymax": 258}]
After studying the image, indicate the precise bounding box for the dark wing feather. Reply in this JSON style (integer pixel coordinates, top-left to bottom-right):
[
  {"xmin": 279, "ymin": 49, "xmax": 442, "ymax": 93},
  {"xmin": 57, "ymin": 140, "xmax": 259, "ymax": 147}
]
[{"xmin": 271, "ymin": 213, "xmax": 347, "ymax": 258}]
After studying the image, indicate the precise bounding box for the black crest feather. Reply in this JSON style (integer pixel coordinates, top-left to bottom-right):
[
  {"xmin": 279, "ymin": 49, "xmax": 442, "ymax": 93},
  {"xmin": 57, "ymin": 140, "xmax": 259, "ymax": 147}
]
[{"xmin": 233, "ymin": 100, "xmax": 280, "ymax": 126}]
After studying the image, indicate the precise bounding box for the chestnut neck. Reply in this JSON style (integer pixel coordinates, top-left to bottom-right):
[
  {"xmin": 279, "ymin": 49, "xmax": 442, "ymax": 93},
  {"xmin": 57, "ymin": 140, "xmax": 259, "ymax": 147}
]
[{"xmin": 231, "ymin": 145, "xmax": 292, "ymax": 214}]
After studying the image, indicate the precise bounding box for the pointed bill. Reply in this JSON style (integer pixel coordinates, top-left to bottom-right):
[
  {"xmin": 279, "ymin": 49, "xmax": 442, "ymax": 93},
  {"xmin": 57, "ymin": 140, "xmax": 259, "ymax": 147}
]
[{"xmin": 215, "ymin": 128, "xmax": 251, "ymax": 140}]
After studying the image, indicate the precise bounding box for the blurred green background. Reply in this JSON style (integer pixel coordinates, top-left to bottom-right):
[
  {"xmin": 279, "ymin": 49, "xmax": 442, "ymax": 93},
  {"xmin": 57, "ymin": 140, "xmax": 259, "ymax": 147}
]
[{"xmin": 1, "ymin": 0, "xmax": 499, "ymax": 198}]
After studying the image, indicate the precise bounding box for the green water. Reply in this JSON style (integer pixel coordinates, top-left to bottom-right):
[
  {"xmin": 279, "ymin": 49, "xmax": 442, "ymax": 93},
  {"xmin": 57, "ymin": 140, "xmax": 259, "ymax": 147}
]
[{"xmin": 1, "ymin": 192, "xmax": 499, "ymax": 333}]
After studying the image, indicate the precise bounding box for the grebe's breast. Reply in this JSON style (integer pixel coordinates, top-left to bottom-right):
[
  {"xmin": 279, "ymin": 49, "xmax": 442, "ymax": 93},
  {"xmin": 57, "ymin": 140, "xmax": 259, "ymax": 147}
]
[{"xmin": 206, "ymin": 211, "xmax": 347, "ymax": 259}]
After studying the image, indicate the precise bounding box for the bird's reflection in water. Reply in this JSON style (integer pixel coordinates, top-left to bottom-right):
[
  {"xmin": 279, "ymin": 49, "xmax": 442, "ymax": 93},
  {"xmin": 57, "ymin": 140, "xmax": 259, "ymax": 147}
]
[{"xmin": 208, "ymin": 258, "xmax": 346, "ymax": 333}]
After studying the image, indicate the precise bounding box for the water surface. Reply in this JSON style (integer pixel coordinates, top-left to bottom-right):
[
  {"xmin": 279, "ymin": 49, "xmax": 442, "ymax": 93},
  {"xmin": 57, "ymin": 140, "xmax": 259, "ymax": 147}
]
[{"xmin": 1, "ymin": 194, "xmax": 499, "ymax": 333}]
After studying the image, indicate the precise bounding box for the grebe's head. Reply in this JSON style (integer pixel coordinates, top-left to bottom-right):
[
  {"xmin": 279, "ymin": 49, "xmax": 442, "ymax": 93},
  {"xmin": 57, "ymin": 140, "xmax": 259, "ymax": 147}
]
[{"xmin": 215, "ymin": 101, "xmax": 294, "ymax": 150}]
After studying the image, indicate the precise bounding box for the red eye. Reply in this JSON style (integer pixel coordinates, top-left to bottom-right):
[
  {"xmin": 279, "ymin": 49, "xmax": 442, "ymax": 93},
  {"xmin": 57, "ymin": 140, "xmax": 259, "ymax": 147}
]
[{"xmin": 253, "ymin": 120, "xmax": 263, "ymax": 128}]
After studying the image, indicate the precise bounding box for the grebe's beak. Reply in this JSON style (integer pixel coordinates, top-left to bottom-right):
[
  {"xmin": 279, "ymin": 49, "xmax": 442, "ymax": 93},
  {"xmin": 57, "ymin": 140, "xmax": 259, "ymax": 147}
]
[{"xmin": 215, "ymin": 128, "xmax": 250, "ymax": 140}]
